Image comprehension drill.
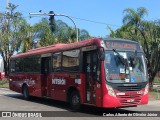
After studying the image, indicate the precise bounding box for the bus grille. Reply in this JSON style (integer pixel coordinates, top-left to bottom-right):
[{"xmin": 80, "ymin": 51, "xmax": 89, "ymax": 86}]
[
  {"xmin": 120, "ymin": 99, "xmax": 141, "ymax": 106},
  {"xmin": 116, "ymin": 92, "xmax": 142, "ymax": 106},
  {"xmin": 117, "ymin": 94, "xmax": 142, "ymax": 98},
  {"xmin": 117, "ymin": 86, "xmax": 142, "ymax": 92}
]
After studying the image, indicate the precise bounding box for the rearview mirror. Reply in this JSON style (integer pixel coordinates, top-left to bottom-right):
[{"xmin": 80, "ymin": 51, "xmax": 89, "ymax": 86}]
[{"xmin": 98, "ymin": 47, "xmax": 105, "ymax": 61}]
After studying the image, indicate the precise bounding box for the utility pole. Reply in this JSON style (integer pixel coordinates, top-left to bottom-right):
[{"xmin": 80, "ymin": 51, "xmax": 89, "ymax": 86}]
[
  {"xmin": 6, "ymin": 0, "xmax": 9, "ymax": 13},
  {"xmin": 5, "ymin": 0, "xmax": 9, "ymax": 24},
  {"xmin": 29, "ymin": 11, "xmax": 79, "ymax": 42},
  {"xmin": 6, "ymin": 0, "xmax": 9, "ymax": 76}
]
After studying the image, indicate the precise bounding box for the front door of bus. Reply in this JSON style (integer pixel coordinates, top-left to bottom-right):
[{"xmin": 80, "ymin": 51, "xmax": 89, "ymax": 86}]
[
  {"xmin": 41, "ymin": 57, "xmax": 51, "ymax": 97},
  {"xmin": 84, "ymin": 50, "xmax": 99, "ymax": 104}
]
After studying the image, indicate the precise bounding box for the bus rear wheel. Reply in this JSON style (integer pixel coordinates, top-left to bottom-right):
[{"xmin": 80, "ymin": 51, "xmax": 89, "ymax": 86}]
[
  {"xmin": 70, "ymin": 91, "xmax": 81, "ymax": 110},
  {"xmin": 22, "ymin": 85, "xmax": 29, "ymax": 100}
]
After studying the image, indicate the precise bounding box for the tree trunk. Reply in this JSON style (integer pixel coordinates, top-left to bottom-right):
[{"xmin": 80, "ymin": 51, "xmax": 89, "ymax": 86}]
[{"xmin": 1, "ymin": 52, "xmax": 9, "ymax": 77}]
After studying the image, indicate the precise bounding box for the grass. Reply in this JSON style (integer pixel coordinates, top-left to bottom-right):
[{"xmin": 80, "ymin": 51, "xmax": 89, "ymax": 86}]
[
  {"xmin": 150, "ymin": 77, "xmax": 160, "ymax": 100},
  {"xmin": 0, "ymin": 78, "xmax": 9, "ymax": 88},
  {"xmin": 153, "ymin": 77, "xmax": 160, "ymax": 84},
  {"xmin": 149, "ymin": 88, "xmax": 160, "ymax": 100}
]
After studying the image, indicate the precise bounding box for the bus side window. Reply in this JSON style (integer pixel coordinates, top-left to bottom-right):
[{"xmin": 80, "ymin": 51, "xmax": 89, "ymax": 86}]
[
  {"xmin": 52, "ymin": 53, "xmax": 62, "ymax": 72},
  {"xmin": 15, "ymin": 58, "xmax": 24, "ymax": 73},
  {"xmin": 62, "ymin": 49, "xmax": 80, "ymax": 72},
  {"xmin": 24, "ymin": 56, "xmax": 40, "ymax": 73},
  {"xmin": 10, "ymin": 60, "xmax": 16, "ymax": 73}
]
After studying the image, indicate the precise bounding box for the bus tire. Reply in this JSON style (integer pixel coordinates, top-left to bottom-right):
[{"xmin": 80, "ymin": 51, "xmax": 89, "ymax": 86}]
[
  {"xmin": 22, "ymin": 85, "xmax": 30, "ymax": 100},
  {"xmin": 70, "ymin": 91, "xmax": 81, "ymax": 110}
]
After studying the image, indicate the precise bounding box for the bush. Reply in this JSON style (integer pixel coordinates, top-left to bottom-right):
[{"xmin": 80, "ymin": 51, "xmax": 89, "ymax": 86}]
[{"xmin": 0, "ymin": 78, "xmax": 9, "ymax": 88}]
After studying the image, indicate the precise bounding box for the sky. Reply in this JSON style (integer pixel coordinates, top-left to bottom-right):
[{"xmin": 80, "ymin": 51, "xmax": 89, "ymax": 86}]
[{"xmin": 0, "ymin": 0, "xmax": 160, "ymax": 37}]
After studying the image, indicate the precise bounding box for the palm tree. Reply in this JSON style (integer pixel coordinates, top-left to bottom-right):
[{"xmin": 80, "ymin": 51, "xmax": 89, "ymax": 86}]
[
  {"xmin": 109, "ymin": 7, "xmax": 160, "ymax": 85},
  {"xmin": 79, "ymin": 29, "xmax": 90, "ymax": 40},
  {"xmin": 20, "ymin": 20, "xmax": 33, "ymax": 52},
  {"xmin": 25, "ymin": 18, "xmax": 91, "ymax": 49},
  {"xmin": 54, "ymin": 20, "xmax": 77, "ymax": 43},
  {"xmin": 54, "ymin": 20, "xmax": 70, "ymax": 43},
  {"xmin": 123, "ymin": 7, "xmax": 148, "ymax": 35},
  {"xmin": 32, "ymin": 18, "xmax": 55, "ymax": 47}
]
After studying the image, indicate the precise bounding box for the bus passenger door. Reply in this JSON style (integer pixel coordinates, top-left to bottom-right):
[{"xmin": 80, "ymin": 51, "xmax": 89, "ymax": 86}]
[
  {"xmin": 83, "ymin": 50, "xmax": 100, "ymax": 105},
  {"xmin": 41, "ymin": 56, "xmax": 51, "ymax": 97}
]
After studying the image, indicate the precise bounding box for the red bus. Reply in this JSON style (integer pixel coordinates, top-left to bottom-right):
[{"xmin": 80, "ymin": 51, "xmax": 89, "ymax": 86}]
[
  {"xmin": 9, "ymin": 38, "xmax": 149, "ymax": 109},
  {"xmin": 0, "ymin": 58, "xmax": 5, "ymax": 79}
]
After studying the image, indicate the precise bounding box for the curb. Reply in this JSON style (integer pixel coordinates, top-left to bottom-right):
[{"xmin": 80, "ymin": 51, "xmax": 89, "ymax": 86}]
[
  {"xmin": 148, "ymin": 100, "xmax": 160, "ymax": 106},
  {"xmin": 0, "ymin": 88, "xmax": 10, "ymax": 91}
]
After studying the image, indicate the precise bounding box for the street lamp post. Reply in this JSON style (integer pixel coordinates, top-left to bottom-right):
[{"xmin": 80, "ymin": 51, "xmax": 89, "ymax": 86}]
[
  {"xmin": 29, "ymin": 12, "xmax": 79, "ymax": 42},
  {"xmin": 6, "ymin": 0, "xmax": 9, "ymax": 13}
]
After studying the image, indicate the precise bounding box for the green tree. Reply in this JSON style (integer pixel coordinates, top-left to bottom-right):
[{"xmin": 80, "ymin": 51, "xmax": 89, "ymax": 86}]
[
  {"xmin": 109, "ymin": 7, "xmax": 160, "ymax": 85},
  {"xmin": 0, "ymin": 3, "xmax": 91, "ymax": 76},
  {"xmin": 0, "ymin": 3, "xmax": 25, "ymax": 76},
  {"xmin": 31, "ymin": 18, "xmax": 91, "ymax": 46},
  {"xmin": 137, "ymin": 21, "xmax": 160, "ymax": 85},
  {"xmin": 54, "ymin": 20, "xmax": 90, "ymax": 42},
  {"xmin": 54, "ymin": 20, "xmax": 78, "ymax": 43},
  {"xmin": 33, "ymin": 18, "xmax": 55, "ymax": 47},
  {"xmin": 19, "ymin": 21, "xmax": 34, "ymax": 52},
  {"xmin": 79, "ymin": 29, "xmax": 90, "ymax": 40},
  {"xmin": 123, "ymin": 7, "xmax": 148, "ymax": 35}
]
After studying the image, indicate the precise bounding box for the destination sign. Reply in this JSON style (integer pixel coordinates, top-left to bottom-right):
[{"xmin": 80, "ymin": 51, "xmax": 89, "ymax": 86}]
[{"xmin": 104, "ymin": 40, "xmax": 140, "ymax": 50}]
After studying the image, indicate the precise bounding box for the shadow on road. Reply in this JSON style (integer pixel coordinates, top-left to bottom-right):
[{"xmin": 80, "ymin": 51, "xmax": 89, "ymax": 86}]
[{"xmin": 4, "ymin": 93, "xmax": 138, "ymax": 117}]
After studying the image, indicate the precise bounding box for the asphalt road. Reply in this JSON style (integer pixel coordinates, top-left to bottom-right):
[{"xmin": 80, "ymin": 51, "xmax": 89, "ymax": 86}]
[{"xmin": 0, "ymin": 88, "xmax": 160, "ymax": 120}]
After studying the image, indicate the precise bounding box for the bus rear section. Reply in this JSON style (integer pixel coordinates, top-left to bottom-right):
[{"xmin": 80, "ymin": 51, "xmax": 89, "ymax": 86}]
[{"xmin": 0, "ymin": 58, "xmax": 5, "ymax": 79}]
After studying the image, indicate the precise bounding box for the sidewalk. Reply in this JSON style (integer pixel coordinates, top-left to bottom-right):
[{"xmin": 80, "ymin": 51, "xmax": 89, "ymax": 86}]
[
  {"xmin": 0, "ymin": 88, "xmax": 18, "ymax": 95},
  {"xmin": 148, "ymin": 100, "xmax": 160, "ymax": 106}
]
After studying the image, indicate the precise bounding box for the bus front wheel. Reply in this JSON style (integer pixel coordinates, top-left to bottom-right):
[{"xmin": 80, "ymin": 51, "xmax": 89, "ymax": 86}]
[
  {"xmin": 22, "ymin": 85, "xmax": 29, "ymax": 100},
  {"xmin": 70, "ymin": 91, "xmax": 81, "ymax": 110}
]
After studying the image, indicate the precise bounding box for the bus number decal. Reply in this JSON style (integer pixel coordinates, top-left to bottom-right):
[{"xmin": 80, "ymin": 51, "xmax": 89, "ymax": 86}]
[
  {"xmin": 24, "ymin": 78, "xmax": 35, "ymax": 85},
  {"xmin": 75, "ymin": 79, "xmax": 81, "ymax": 84},
  {"xmin": 52, "ymin": 78, "xmax": 66, "ymax": 85}
]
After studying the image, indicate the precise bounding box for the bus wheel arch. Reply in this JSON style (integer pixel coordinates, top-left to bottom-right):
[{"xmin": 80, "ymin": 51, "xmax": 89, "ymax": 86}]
[
  {"xmin": 67, "ymin": 87, "xmax": 81, "ymax": 110},
  {"xmin": 22, "ymin": 84, "xmax": 30, "ymax": 100}
]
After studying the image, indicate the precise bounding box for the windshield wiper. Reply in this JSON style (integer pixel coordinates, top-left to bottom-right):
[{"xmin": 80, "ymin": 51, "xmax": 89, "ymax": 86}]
[
  {"xmin": 113, "ymin": 49, "xmax": 126, "ymax": 66},
  {"xmin": 113, "ymin": 49, "xmax": 130, "ymax": 75}
]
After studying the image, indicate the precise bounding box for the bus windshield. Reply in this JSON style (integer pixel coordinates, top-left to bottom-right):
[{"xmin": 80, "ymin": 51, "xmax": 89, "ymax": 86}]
[{"xmin": 104, "ymin": 51, "xmax": 147, "ymax": 83}]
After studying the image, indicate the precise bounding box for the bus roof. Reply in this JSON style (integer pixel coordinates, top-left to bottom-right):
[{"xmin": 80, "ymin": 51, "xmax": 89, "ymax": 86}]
[
  {"xmin": 11, "ymin": 38, "xmax": 101, "ymax": 59},
  {"xmin": 11, "ymin": 37, "xmax": 142, "ymax": 59},
  {"xmin": 102, "ymin": 38, "xmax": 139, "ymax": 44}
]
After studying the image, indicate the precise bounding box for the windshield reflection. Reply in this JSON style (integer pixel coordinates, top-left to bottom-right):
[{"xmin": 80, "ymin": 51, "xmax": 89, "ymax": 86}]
[{"xmin": 105, "ymin": 51, "xmax": 147, "ymax": 83}]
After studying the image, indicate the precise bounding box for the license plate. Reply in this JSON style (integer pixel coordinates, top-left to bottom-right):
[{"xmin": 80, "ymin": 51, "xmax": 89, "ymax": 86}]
[{"xmin": 127, "ymin": 99, "xmax": 134, "ymax": 102}]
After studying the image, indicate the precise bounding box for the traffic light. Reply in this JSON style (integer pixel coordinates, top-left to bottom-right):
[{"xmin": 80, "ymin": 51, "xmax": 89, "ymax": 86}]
[{"xmin": 49, "ymin": 11, "xmax": 55, "ymax": 32}]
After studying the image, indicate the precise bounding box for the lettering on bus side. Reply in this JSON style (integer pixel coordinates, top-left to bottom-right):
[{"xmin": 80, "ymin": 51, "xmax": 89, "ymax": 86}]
[
  {"xmin": 52, "ymin": 78, "xmax": 66, "ymax": 85},
  {"xmin": 24, "ymin": 78, "xmax": 35, "ymax": 85}
]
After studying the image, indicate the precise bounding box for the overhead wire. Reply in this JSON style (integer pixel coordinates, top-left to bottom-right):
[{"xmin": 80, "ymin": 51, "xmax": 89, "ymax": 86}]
[{"xmin": 1, "ymin": 9, "xmax": 122, "ymax": 29}]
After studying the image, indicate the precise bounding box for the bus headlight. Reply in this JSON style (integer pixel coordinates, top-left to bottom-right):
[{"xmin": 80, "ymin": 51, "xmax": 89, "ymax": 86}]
[
  {"xmin": 106, "ymin": 84, "xmax": 116, "ymax": 97},
  {"xmin": 144, "ymin": 84, "xmax": 149, "ymax": 95}
]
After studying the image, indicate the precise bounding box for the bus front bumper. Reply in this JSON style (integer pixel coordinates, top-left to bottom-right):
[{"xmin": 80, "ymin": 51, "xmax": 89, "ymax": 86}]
[{"xmin": 102, "ymin": 93, "xmax": 149, "ymax": 108}]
